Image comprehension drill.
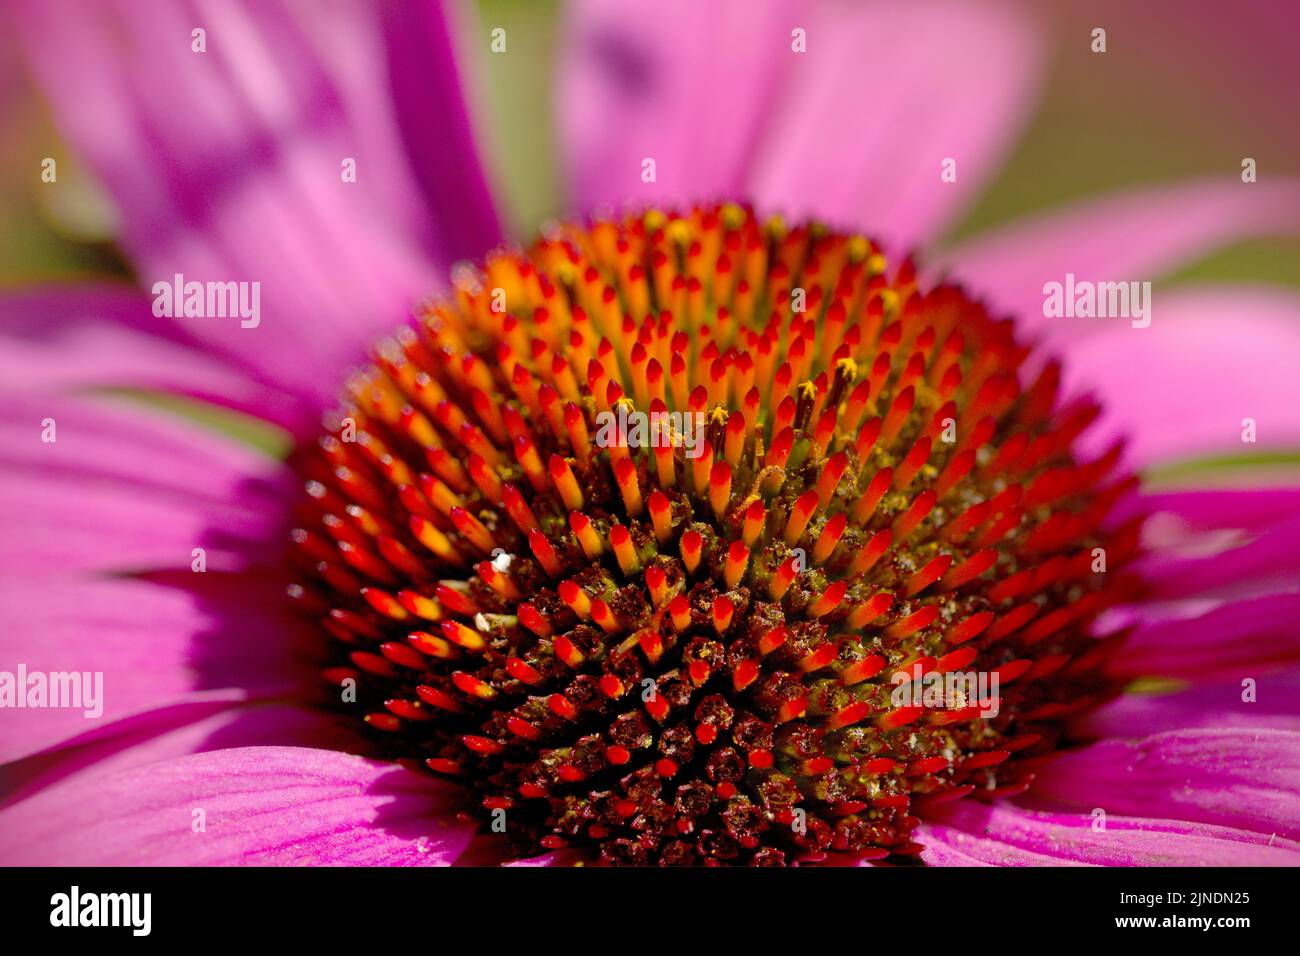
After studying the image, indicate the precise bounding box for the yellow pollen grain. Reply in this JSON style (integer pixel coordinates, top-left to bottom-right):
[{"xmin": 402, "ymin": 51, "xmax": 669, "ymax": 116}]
[
  {"xmin": 720, "ymin": 203, "xmax": 746, "ymax": 229},
  {"xmin": 880, "ymin": 288, "xmax": 900, "ymax": 316}
]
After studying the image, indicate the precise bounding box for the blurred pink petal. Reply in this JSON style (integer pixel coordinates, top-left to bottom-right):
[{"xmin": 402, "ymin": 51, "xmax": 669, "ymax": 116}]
[
  {"xmin": 940, "ymin": 177, "xmax": 1300, "ymax": 342},
  {"xmin": 0, "ymin": 747, "xmax": 475, "ymax": 865},
  {"xmin": 1112, "ymin": 487, "xmax": 1300, "ymax": 602},
  {"xmin": 1025, "ymin": 729, "xmax": 1300, "ymax": 840},
  {"xmin": 382, "ymin": 0, "xmax": 503, "ymax": 251},
  {"xmin": 916, "ymin": 801, "xmax": 1300, "ymax": 866},
  {"xmin": 1114, "ymin": 487, "xmax": 1300, "ymax": 535},
  {"xmin": 558, "ymin": 0, "xmax": 800, "ymax": 209},
  {"xmin": 1060, "ymin": 286, "xmax": 1300, "ymax": 467},
  {"xmin": 1140, "ymin": 512, "xmax": 1300, "ymax": 604},
  {"xmin": 0, "ymin": 395, "xmax": 291, "ymax": 574},
  {"xmin": 0, "ymin": 575, "xmax": 312, "ymax": 763},
  {"xmin": 558, "ymin": 0, "xmax": 1042, "ymax": 251},
  {"xmin": 1080, "ymin": 672, "xmax": 1300, "ymax": 738},
  {"xmin": 0, "ymin": 286, "xmax": 303, "ymax": 431},
  {"xmin": 10, "ymin": 0, "xmax": 499, "ymax": 407},
  {"xmin": 1109, "ymin": 592, "xmax": 1300, "ymax": 683},
  {"xmin": 747, "ymin": 0, "xmax": 1044, "ymax": 251}
]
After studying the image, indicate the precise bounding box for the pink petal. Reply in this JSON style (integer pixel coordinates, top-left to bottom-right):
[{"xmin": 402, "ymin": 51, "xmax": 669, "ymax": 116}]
[
  {"xmin": 1109, "ymin": 592, "xmax": 1300, "ymax": 684},
  {"xmin": 556, "ymin": 0, "xmax": 1043, "ymax": 251},
  {"xmin": 1059, "ymin": 285, "xmax": 1300, "ymax": 468},
  {"xmin": 747, "ymin": 0, "xmax": 1044, "ymax": 250},
  {"xmin": 939, "ymin": 177, "xmax": 1300, "ymax": 342},
  {"xmin": 12, "ymin": 0, "xmax": 497, "ymax": 405},
  {"xmin": 557, "ymin": 0, "xmax": 800, "ymax": 210},
  {"xmin": 915, "ymin": 801, "xmax": 1300, "ymax": 866},
  {"xmin": 1109, "ymin": 488, "xmax": 1300, "ymax": 605},
  {"xmin": 0, "ymin": 394, "xmax": 292, "ymax": 575},
  {"xmin": 3, "ymin": 700, "xmax": 365, "ymax": 808},
  {"xmin": 0, "ymin": 574, "xmax": 313, "ymax": 764},
  {"xmin": 381, "ymin": 0, "xmax": 502, "ymax": 255},
  {"xmin": 1114, "ymin": 487, "xmax": 1300, "ymax": 536},
  {"xmin": 1081, "ymin": 672, "xmax": 1300, "ymax": 739},
  {"xmin": 0, "ymin": 747, "xmax": 475, "ymax": 865},
  {"xmin": 502, "ymin": 848, "xmax": 590, "ymax": 867},
  {"xmin": 0, "ymin": 285, "xmax": 303, "ymax": 432},
  {"xmin": 1025, "ymin": 729, "xmax": 1300, "ymax": 840},
  {"xmin": 1140, "ymin": 511, "xmax": 1300, "ymax": 604},
  {"xmin": 450, "ymin": 829, "xmax": 593, "ymax": 867}
]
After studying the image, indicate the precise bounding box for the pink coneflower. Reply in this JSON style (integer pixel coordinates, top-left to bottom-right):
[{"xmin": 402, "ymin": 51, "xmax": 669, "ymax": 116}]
[{"xmin": 0, "ymin": 0, "xmax": 1297, "ymax": 867}]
